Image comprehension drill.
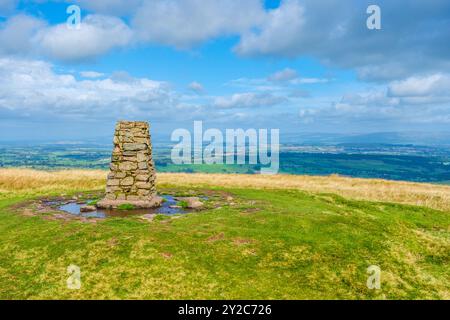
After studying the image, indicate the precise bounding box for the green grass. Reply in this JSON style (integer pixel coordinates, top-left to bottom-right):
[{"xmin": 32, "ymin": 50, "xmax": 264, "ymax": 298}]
[
  {"xmin": 117, "ymin": 204, "xmax": 136, "ymax": 211},
  {"xmin": 0, "ymin": 186, "xmax": 448, "ymax": 299},
  {"xmin": 177, "ymin": 200, "xmax": 189, "ymax": 209},
  {"xmin": 153, "ymin": 214, "xmax": 171, "ymax": 222},
  {"xmin": 86, "ymin": 199, "xmax": 99, "ymax": 206}
]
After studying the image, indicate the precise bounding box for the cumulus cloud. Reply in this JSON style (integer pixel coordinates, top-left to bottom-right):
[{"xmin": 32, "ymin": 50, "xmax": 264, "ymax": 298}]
[
  {"xmin": 388, "ymin": 74, "xmax": 450, "ymax": 98},
  {"xmin": 213, "ymin": 92, "xmax": 286, "ymax": 109},
  {"xmin": 235, "ymin": 0, "xmax": 450, "ymax": 81},
  {"xmin": 1, "ymin": 0, "xmax": 446, "ymax": 82},
  {"xmin": 132, "ymin": 0, "xmax": 265, "ymax": 48},
  {"xmin": 235, "ymin": 0, "xmax": 305, "ymax": 57},
  {"xmin": 0, "ymin": 57, "xmax": 293, "ymax": 125},
  {"xmin": 0, "ymin": 13, "xmax": 133, "ymax": 62},
  {"xmin": 339, "ymin": 74, "xmax": 450, "ymax": 110},
  {"xmin": 0, "ymin": 57, "xmax": 176, "ymax": 119},
  {"xmin": 0, "ymin": 14, "xmax": 45, "ymax": 54},
  {"xmin": 36, "ymin": 14, "xmax": 133, "ymax": 62},
  {"xmin": 298, "ymin": 72, "xmax": 450, "ymax": 129}
]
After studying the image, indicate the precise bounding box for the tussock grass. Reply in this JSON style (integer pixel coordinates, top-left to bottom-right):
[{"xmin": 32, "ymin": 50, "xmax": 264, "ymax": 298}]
[
  {"xmin": 157, "ymin": 173, "xmax": 450, "ymax": 211},
  {"xmin": 0, "ymin": 169, "xmax": 106, "ymax": 198},
  {"xmin": 2, "ymin": 169, "xmax": 450, "ymax": 211}
]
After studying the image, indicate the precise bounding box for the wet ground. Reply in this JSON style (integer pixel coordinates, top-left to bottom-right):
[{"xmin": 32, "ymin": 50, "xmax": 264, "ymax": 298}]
[{"xmin": 47, "ymin": 195, "xmax": 188, "ymax": 219}]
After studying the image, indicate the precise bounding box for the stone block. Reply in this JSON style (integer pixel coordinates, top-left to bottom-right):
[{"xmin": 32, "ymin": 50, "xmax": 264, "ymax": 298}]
[
  {"xmin": 100, "ymin": 120, "xmax": 159, "ymax": 209},
  {"xmin": 123, "ymin": 143, "xmax": 147, "ymax": 151},
  {"xmin": 138, "ymin": 189, "xmax": 150, "ymax": 196},
  {"xmin": 137, "ymin": 152, "xmax": 147, "ymax": 162},
  {"xmin": 105, "ymin": 193, "xmax": 116, "ymax": 200},
  {"xmin": 115, "ymin": 172, "xmax": 127, "ymax": 179},
  {"xmin": 136, "ymin": 174, "xmax": 149, "ymax": 181},
  {"xmin": 123, "ymin": 156, "xmax": 138, "ymax": 162},
  {"xmin": 107, "ymin": 179, "xmax": 120, "ymax": 186},
  {"xmin": 119, "ymin": 161, "xmax": 138, "ymax": 171},
  {"xmin": 138, "ymin": 162, "xmax": 148, "ymax": 170},
  {"xmin": 127, "ymin": 195, "xmax": 141, "ymax": 201},
  {"xmin": 136, "ymin": 182, "xmax": 152, "ymax": 189},
  {"xmin": 120, "ymin": 176, "xmax": 134, "ymax": 186}
]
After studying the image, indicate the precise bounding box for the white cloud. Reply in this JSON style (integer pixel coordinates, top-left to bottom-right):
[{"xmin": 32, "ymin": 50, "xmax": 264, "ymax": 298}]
[
  {"xmin": 388, "ymin": 74, "xmax": 450, "ymax": 98},
  {"xmin": 341, "ymin": 91, "xmax": 400, "ymax": 107},
  {"xmin": 291, "ymin": 77, "xmax": 329, "ymax": 85},
  {"xmin": 80, "ymin": 71, "xmax": 105, "ymax": 78},
  {"xmin": 188, "ymin": 81, "xmax": 204, "ymax": 93},
  {"xmin": 0, "ymin": 14, "xmax": 45, "ymax": 54},
  {"xmin": 227, "ymin": 70, "xmax": 328, "ymax": 93},
  {"xmin": 132, "ymin": 0, "xmax": 265, "ymax": 48},
  {"xmin": 0, "ymin": 13, "xmax": 133, "ymax": 62},
  {"xmin": 268, "ymin": 68, "xmax": 298, "ymax": 82},
  {"xmin": 235, "ymin": 0, "xmax": 450, "ymax": 81},
  {"xmin": 297, "ymin": 73, "xmax": 450, "ymax": 128},
  {"xmin": 213, "ymin": 92, "xmax": 286, "ymax": 109},
  {"xmin": 235, "ymin": 0, "xmax": 305, "ymax": 57},
  {"xmin": 0, "ymin": 58, "xmax": 299, "ymax": 130},
  {"xmin": 0, "ymin": 57, "xmax": 176, "ymax": 119},
  {"xmin": 36, "ymin": 14, "xmax": 133, "ymax": 62},
  {"xmin": 337, "ymin": 74, "xmax": 450, "ymax": 111},
  {"xmin": 1, "ymin": 0, "xmax": 449, "ymax": 82},
  {"xmin": 74, "ymin": 0, "xmax": 143, "ymax": 16}
]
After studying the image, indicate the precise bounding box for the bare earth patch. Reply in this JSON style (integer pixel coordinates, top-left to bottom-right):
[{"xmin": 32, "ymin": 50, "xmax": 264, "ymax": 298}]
[
  {"xmin": 233, "ymin": 238, "xmax": 254, "ymax": 245},
  {"xmin": 207, "ymin": 232, "xmax": 225, "ymax": 242}
]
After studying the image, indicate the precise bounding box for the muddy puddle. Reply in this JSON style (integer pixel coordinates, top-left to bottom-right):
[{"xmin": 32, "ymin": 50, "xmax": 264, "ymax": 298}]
[{"xmin": 46, "ymin": 195, "xmax": 190, "ymax": 219}]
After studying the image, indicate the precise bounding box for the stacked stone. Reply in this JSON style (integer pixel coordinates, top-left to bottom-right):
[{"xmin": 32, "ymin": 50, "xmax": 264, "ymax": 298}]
[{"xmin": 97, "ymin": 121, "xmax": 161, "ymax": 209}]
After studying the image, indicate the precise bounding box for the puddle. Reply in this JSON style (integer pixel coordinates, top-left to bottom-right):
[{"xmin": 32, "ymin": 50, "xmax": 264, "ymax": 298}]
[{"xmin": 53, "ymin": 195, "xmax": 188, "ymax": 219}]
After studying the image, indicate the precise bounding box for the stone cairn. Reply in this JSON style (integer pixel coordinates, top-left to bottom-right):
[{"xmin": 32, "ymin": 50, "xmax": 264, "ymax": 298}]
[{"xmin": 97, "ymin": 121, "xmax": 162, "ymax": 209}]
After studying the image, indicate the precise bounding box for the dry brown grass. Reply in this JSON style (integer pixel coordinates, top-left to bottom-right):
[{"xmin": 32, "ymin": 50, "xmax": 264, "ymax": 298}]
[
  {"xmin": 1, "ymin": 168, "xmax": 450, "ymax": 211},
  {"xmin": 157, "ymin": 173, "xmax": 450, "ymax": 212},
  {"xmin": 0, "ymin": 168, "xmax": 106, "ymax": 197}
]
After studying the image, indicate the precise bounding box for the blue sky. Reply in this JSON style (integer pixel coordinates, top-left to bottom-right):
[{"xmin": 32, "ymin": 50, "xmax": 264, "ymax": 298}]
[{"xmin": 0, "ymin": 0, "xmax": 450, "ymax": 141}]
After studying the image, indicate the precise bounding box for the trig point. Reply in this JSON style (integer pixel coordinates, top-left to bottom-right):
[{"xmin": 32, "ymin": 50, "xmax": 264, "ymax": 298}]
[{"xmin": 97, "ymin": 121, "xmax": 163, "ymax": 209}]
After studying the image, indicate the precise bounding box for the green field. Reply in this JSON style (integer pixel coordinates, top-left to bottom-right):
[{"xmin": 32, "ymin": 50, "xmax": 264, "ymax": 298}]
[
  {"xmin": 0, "ymin": 182, "xmax": 448, "ymax": 299},
  {"xmin": 3, "ymin": 143, "xmax": 450, "ymax": 183}
]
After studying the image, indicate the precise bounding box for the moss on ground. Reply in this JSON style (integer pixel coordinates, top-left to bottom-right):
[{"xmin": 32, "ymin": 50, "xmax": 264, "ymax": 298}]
[{"xmin": 117, "ymin": 204, "xmax": 136, "ymax": 211}]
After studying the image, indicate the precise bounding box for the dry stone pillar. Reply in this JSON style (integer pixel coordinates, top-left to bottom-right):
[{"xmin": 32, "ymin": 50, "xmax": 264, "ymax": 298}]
[{"xmin": 97, "ymin": 121, "xmax": 162, "ymax": 209}]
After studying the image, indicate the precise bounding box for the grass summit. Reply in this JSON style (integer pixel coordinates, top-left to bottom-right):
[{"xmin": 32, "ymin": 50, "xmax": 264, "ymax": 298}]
[{"xmin": 0, "ymin": 169, "xmax": 448, "ymax": 299}]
